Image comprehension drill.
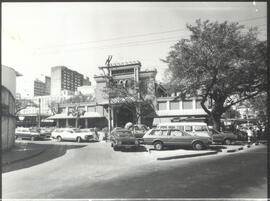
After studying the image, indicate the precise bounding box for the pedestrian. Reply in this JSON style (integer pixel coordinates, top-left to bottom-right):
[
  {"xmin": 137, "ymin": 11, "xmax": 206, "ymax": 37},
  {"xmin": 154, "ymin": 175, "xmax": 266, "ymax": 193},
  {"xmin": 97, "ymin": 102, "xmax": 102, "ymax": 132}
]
[{"xmin": 247, "ymin": 127, "xmax": 254, "ymax": 144}]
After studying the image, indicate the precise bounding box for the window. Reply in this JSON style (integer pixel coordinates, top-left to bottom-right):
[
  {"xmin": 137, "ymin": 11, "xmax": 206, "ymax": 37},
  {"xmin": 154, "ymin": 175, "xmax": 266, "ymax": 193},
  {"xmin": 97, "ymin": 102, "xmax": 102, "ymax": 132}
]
[
  {"xmin": 154, "ymin": 130, "xmax": 168, "ymax": 136},
  {"xmin": 170, "ymin": 101, "xmax": 179, "ymax": 110},
  {"xmin": 196, "ymin": 100, "xmax": 202, "ymax": 109},
  {"xmin": 183, "ymin": 100, "xmax": 193, "ymax": 109},
  {"xmin": 194, "ymin": 125, "xmax": 208, "ymax": 131},
  {"xmin": 176, "ymin": 126, "xmax": 184, "ymax": 131},
  {"xmin": 87, "ymin": 106, "xmax": 96, "ymax": 112},
  {"xmin": 170, "ymin": 130, "xmax": 183, "ymax": 136},
  {"xmin": 158, "ymin": 102, "xmax": 167, "ymax": 110},
  {"xmin": 185, "ymin": 126, "xmax": 193, "ymax": 132},
  {"xmin": 168, "ymin": 125, "xmax": 176, "ymax": 129}
]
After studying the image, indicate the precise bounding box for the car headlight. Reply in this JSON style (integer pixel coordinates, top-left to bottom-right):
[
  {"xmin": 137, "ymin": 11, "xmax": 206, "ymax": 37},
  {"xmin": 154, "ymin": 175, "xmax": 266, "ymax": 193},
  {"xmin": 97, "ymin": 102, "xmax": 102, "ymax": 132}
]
[
  {"xmin": 117, "ymin": 140, "xmax": 122, "ymax": 145},
  {"xmin": 135, "ymin": 140, "xmax": 139, "ymax": 145}
]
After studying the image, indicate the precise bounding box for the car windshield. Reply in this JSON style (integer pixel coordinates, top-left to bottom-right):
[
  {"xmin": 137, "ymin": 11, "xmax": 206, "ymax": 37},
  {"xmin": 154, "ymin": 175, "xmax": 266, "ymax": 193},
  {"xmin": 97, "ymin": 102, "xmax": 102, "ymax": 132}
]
[{"xmin": 115, "ymin": 131, "xmax": 133, "ymax": 137}]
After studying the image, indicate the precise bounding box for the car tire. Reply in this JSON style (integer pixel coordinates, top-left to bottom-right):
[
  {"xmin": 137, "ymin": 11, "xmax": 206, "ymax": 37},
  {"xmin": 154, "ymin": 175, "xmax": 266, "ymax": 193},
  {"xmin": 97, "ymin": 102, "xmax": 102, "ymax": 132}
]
[
  {"xmin": 113, "ymin": 146, "xmax": 119, "ymax": 151},
  {"xmin": 76, "ymin": 137, "xmax": 82, "ymax": 143},
  {"xmin": 224, "ymin": 138, "xmax": 231, "ymax": 145},
  {"xmin": 57, "ymin": 136, "xmax": 62, "ymax": 142},
  {"xmin": 31, "ymin": 136, "xmax": 35, "ymax": 141},
  {"xmin": 192, "ymin": 141, "xmax": 204, "ymax": 150},
  {"xmin": 154, "ymin": 141, "xmax": 163, "ymax": 151}
]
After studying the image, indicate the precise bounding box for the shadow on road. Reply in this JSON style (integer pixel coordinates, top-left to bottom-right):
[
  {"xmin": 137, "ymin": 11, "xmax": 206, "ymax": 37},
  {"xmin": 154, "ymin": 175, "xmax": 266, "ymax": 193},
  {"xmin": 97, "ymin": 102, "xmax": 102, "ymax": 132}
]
[
  {"xmin": 115, "ymin": 146, "xmax": 148, "ymax": 152},
  {"xmin": 2, "ymin": 143, "xmax": 87, "ymax": 173}
]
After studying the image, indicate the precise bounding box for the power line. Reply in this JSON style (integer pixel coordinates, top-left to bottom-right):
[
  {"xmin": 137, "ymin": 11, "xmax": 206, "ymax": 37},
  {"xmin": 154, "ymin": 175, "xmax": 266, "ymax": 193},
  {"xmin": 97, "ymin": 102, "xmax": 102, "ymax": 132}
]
[{"xmin": 37, "ymin": 16, "xmax": 266, "ymax": 50}]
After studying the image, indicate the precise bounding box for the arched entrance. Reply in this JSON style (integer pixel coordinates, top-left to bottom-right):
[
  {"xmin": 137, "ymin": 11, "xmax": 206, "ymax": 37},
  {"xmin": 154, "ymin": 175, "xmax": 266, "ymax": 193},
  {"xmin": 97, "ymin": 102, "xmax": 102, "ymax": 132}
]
[{"xmin": 115, "ymin": 106, "xmax": 135, "ymax": 128}]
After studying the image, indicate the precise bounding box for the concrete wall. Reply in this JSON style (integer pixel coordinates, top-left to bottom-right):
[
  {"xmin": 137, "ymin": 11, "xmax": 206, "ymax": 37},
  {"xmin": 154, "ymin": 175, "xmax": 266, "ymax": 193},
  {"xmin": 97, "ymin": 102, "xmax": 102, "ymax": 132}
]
[
  {"xmin": 2, "ymin": 65, "xmax": 18, "ymax": 98},
  {"xmin": 51, "ymin": 66, "xmax": 62, "ymax": 96},
  {"xmin": 1, "ymin": 86, "xmax": 16, "ymax": 151}
]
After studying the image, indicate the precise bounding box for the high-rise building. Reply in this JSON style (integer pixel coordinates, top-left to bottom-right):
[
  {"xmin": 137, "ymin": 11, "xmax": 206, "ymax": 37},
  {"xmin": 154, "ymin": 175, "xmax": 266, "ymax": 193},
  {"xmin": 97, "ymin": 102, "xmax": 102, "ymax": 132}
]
[
  {"xmin": 51, "ymin": 66, "xmax": 85, "ymax": 96},
  {"xmin": 34, "ymin": 76, "xmax": 51, "ymax": 96}
]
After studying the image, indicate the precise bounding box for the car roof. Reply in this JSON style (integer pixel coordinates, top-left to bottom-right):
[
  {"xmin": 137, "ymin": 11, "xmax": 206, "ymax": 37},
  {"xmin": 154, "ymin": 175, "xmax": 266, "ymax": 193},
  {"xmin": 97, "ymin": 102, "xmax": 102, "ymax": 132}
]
[{"xmin": 158, "ymin": 122, "xmax": 207, "ymax": 126}]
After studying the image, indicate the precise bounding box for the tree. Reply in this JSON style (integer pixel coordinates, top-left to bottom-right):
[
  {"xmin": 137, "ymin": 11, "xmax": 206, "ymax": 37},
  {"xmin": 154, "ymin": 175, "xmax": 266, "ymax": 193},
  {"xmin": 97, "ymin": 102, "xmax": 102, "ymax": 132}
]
[
  {"xmin": 48, "ymin": 100, "xmax": 59, "ymax": 115},
  {"xmin": 162, "ymin": 19, "xmax": 267, "ymax": 130},
  {"xmin": 103, "ymin": 76, "xmax": 156, "ymax": 126},
  {"xmin": 15, "ymin": 98, "xmax": 38, "ymax": 115}
]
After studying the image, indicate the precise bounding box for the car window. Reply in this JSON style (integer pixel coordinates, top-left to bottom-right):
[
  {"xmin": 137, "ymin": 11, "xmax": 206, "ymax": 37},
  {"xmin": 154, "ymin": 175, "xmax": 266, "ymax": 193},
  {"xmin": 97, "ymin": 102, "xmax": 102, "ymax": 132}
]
[
  {"xmin": 154, "ymin": 130, "xmax": 168, "ymax": 136},
  {"xmin": 170, "ymin": 130, "xmax": 183, "ymax": 137},
  {"xmin": 116, "ymin": 131, "xmax": 133, "ymax": 137},
  {"xmin": 185, "ymin": 126, "xmax": 193, "ymax": 132},
  {"xmin": 194, "ymin": 125, "xmax": 208, "ymax": 131}
]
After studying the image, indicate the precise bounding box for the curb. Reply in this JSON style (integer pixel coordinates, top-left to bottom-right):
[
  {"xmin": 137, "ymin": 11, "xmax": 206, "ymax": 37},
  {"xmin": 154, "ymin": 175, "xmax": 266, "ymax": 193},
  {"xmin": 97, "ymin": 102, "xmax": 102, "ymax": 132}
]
[
  {"xmin": 2, "ymin": 148, "xmax": 45, "ymax": 166},
  {"xmin": 157, "ymin": 151, "xmax": 218, "ymax": 160}
]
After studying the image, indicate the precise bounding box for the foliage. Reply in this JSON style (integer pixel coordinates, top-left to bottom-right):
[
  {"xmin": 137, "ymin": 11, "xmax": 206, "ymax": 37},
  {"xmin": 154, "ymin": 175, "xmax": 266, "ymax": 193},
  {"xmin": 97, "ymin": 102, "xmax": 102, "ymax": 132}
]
[
  {"xmin": 48, "ymin": 101, "xmax": 59, "ymax": 115},
  {"xmin": 162, "ymin": 19, "xmax": 267, "ymax": 130},
  {"xmin": 15, "ymin": 98, "xmax": 38, "ymax": 115},
  {"xmin": 102, "ymin": 71, "xmax": 156, "ymax": 124}
]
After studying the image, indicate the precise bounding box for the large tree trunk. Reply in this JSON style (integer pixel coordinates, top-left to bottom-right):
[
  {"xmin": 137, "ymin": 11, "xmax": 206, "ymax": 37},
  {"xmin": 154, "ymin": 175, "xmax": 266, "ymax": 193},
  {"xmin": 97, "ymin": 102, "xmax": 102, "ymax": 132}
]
[{"xmin": 211, "ymin": 114, "xmax": 222, "ymax": 131}]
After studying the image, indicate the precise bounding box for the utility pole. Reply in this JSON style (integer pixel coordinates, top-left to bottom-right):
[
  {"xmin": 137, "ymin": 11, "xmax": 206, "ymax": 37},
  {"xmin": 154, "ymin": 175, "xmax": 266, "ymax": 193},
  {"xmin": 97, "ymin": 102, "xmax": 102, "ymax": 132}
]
[
  {"xmin": 38, "ymin": 98, "xmax": 41, "ymax": 128},
  {"xmin": 105, "ymin": 55, "xmax": 113, "ymax": 138}
]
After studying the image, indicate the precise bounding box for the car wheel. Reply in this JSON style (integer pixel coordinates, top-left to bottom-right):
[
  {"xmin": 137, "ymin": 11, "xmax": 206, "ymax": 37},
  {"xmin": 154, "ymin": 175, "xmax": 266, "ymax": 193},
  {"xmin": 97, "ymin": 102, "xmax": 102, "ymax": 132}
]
[
  {"xmin": 154, "ymin": 141, "xmax": 163, "ymax": 150},
  {"xmin": 76, "ymin": 137, "xmax": 82, "ymax": 143},
  {"xmin": 31, "ymin": 136, "xmax": 35, "ymax": 141},
  {"xmin": 192, "ymin": 141, "xmax": 204, "ymax": 150},
  {"xmin": 57, "ymin": 136, "xmax": 62, "ymax": 142},
  {"xmin": 113, "ymin": 146, "xmax": 119, "ymax": 151},
  {"xmin": 224, "ymin": 138, "xmax": 231, "ymax": 145}
]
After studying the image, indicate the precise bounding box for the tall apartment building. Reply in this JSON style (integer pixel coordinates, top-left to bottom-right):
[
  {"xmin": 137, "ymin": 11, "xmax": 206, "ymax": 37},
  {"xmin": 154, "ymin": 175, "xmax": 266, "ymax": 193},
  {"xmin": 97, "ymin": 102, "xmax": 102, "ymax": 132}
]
[
  {"xmin": 34, "ymin": 76, "xmax": 51, "ymax": 96},
  {"xmin": 51, "ymin": 66, "xmax": 86, "ymax": 96}
]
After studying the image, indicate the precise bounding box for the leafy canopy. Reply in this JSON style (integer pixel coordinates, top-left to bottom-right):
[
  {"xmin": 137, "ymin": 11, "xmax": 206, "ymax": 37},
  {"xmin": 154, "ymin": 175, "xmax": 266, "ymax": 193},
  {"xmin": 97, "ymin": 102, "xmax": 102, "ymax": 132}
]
[{"xmin": 163, "ymin": 19, "xmax": 267, "ymax": 116}]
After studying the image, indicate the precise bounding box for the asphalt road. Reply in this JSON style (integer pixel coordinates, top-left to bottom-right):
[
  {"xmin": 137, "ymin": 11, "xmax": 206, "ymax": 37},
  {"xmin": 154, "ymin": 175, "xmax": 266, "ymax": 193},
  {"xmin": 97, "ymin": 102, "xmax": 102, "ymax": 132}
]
[{"xmin": 2, "ymin": 141, "xmax": 267, "ymax": 199}]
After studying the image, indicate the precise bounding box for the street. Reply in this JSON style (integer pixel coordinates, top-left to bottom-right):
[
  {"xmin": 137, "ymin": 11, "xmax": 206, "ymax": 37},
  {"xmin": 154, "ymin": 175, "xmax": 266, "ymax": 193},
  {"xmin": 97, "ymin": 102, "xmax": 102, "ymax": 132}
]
[{"xmin": 2, "ymin": 141, "xmax": 267, "ymax": 199}]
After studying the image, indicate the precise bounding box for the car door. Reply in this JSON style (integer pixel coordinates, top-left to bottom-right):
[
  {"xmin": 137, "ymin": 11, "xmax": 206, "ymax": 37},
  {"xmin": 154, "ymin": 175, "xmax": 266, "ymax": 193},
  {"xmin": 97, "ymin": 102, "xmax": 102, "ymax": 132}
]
[
  {"xmin": 169, "ymin": 130, "xmax": 191, "ymax": 146},
  {"xmin": 211, "ymin": 129, "xmax": 224, "ymax": 142}
]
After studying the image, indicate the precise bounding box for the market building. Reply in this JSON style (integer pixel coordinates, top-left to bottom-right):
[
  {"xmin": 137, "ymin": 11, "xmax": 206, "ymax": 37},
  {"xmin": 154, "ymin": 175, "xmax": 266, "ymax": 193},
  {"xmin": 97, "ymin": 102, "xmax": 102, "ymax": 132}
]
[{"xmin": 47, "ymin": 61, "xmax": 210, "ymax": 129}]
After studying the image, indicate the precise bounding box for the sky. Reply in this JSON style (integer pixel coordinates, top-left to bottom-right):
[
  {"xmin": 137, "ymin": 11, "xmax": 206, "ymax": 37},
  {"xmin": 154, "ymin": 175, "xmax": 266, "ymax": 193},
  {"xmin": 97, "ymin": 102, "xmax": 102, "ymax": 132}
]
[{"xmin": 2, "ymin": 2, "xmax": 267, "ymax": 97}]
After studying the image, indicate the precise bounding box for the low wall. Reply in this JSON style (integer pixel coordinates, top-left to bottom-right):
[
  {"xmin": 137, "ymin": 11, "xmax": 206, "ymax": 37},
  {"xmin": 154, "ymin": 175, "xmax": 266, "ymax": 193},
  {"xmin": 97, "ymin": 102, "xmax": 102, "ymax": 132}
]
[{"xmin": 1, "ymin": 86, "xmax": 16, "ymax": 151}]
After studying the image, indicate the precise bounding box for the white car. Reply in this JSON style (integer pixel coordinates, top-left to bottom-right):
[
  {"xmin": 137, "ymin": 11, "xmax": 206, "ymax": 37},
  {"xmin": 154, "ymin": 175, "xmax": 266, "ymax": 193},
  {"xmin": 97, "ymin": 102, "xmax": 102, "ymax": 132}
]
[{"xmin": 51, "ymin": 128, "xmax": 94, "ymax": 143}]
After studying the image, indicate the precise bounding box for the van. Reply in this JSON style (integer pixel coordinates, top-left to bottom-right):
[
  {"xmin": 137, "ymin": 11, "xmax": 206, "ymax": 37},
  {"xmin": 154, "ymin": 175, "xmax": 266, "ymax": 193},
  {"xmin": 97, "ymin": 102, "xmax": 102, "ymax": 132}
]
[{"xmin": 157, "ymin": 122, "xmax": 210, "ymax": 137}]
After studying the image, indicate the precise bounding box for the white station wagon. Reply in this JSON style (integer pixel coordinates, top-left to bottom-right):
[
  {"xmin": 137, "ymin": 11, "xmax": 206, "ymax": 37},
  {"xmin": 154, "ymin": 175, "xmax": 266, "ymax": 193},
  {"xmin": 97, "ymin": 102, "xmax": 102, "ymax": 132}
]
[{"xmin": 51, "ymin": 128, "xmax": 95, "ymax": 143}]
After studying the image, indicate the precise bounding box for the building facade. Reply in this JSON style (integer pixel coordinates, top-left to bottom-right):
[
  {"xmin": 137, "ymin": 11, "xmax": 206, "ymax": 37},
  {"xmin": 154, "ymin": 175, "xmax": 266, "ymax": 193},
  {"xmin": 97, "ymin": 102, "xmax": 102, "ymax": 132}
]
[
  {"xmin": 153, "ymin": 96, "xmax": 209, "ymax": 126},
  {"xmin": 34, "ymin": 76, "xmax": 51, "ymax": 96},
  {"xmin": 94, "ymin": 61, "xmax": 157, "ymax": 128},
  {"xmin": 51, "ymin": 66, "xmax": 88, "ymax": 96}
]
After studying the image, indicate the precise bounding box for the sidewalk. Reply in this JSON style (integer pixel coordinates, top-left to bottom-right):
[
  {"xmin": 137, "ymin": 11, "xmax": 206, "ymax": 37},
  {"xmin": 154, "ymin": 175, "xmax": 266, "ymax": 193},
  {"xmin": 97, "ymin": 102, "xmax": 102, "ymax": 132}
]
[
  {"xmin": 2, "ymin": 142, "xmax": 46, "ymax": 166},
  {"xmin": 148, "ymin": 142, "xmax": 266, "ymax": 160}
]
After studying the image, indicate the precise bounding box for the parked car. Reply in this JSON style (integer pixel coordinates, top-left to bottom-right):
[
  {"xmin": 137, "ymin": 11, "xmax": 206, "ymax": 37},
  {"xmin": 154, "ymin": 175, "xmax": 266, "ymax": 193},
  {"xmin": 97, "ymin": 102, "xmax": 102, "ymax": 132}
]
[
  {"xmin": 110, "ymin": 128, "xmax": 140, "ymax": 151},
  {"xmin": 15, "ymin": 127, "xmax": 44, "ymax": 141},
  {"xmin": 142, "ymin": 128, "xmax": 212, "ymax": 150},
  {"xmin": 128, "ymin": 124, "xmax": 149, "ymax": 141},
  {"xmin": 209, "ymin": 129, "xmax": 239, "ymax": 145},
  {"xmin": 157, "ymin": 122, "xmax": 210, "ymax": 137},
  {"xmin": 51, "ymin": 128, "xmax": 94, "ymax": 143},
  {"xmin": 39, "ymin": 127, "xmax": 52, "ymax": 139},
  {"xmin": 79, "ymin": 128, "xmax": 99, "ymax": 141}
]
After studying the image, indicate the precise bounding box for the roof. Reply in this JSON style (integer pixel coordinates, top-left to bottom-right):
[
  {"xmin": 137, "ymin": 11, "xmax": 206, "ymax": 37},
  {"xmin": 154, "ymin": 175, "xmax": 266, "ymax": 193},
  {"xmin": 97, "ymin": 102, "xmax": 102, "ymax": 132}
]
[
  {"xmin": 99, "ymin": 61, "xmax": 141, "ymax": 69},
  {"xmin": 47, "ymin": 112, "xmax": 104, "ymax": 120}
]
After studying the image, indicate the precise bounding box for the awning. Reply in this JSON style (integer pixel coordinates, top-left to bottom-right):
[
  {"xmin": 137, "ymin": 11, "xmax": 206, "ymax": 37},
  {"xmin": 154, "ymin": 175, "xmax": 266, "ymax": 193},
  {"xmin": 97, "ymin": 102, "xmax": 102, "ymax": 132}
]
[
  {"xmin": 47, "ymin": 112, "xmax": 104, "ymax": 120},
  {"xmin": 152, "ymin": 117, "xmax": 173, "ymax": 126}
]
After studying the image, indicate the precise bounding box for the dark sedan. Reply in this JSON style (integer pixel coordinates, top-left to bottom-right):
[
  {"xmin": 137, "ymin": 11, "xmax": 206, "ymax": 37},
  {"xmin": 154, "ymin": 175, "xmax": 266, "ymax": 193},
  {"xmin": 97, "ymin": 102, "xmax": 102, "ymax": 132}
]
[{"xmin": 110, "ymin": 128, "xmax": 140, "ymax": 151}]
